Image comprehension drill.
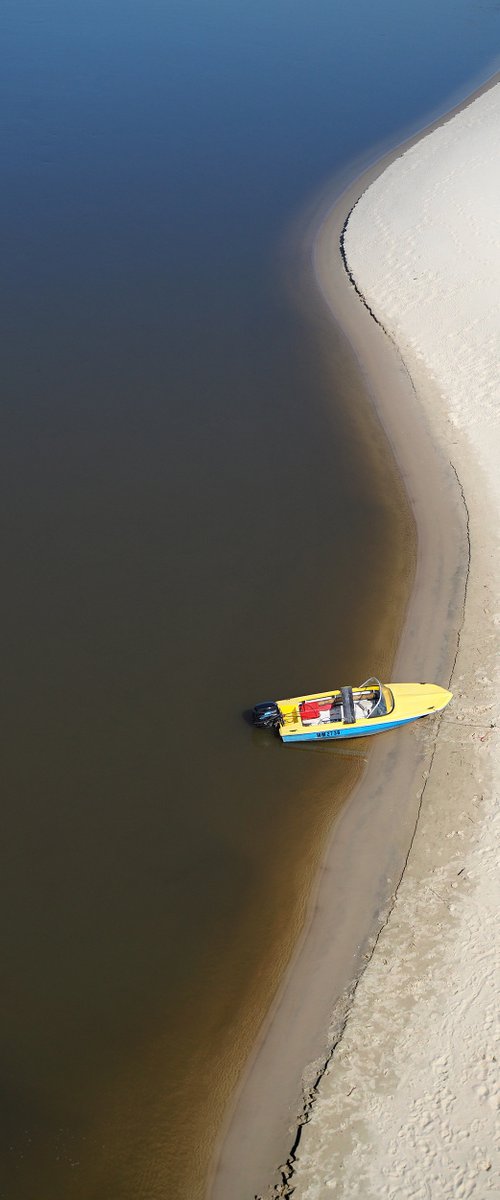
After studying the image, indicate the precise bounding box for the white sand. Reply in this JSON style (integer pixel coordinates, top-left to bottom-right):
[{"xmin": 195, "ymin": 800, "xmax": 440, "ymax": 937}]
[{"xmin": 292, "ymin": 84, "xmax": 500, "ymax": 1198}]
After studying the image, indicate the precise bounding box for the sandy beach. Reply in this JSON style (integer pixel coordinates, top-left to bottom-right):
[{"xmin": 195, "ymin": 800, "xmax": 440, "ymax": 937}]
[
  {"xmin": 208, "ymin": 76, "xmax": 499, "ymax": 1200},
  {"xmin": 291, "ymin": 80, "xmax": 500, "ymax": 1199}
]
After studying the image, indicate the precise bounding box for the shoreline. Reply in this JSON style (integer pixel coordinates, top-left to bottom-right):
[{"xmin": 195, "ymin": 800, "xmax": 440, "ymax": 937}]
[
  {"xmin": 293, "ymin": 78, "xmax": 499, "ymax": 1197},
  {"xmin": 207, "ymin": 72, "xmax": 498, "ymax": 1200}
]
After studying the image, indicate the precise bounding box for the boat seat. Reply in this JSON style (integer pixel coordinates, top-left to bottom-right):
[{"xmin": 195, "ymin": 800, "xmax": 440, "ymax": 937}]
[{"xmin": 341, "ymin": 686, "xmax": 356, "ymax": 724}]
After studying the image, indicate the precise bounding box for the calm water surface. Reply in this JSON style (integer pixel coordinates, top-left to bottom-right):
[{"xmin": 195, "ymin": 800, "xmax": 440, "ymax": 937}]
[{"xmin": 1, "ymin": 2, "xmax": 498, "ymax": 1196}]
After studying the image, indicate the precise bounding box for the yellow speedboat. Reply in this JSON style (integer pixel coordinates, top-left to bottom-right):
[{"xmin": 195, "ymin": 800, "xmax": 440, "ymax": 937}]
[{"xmin": 252, "ymin": 678, "xmax": 452, "ymax": 743}]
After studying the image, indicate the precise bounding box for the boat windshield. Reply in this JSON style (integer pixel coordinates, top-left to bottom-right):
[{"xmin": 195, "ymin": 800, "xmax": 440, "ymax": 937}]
[{"xmin": 355, "ymin": 678, "xmax": 394, "ymax": 719}]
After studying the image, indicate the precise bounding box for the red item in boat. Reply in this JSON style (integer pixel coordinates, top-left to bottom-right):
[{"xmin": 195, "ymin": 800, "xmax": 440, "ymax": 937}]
[{"xmin": 300, "ymin": 700, "xmax": 330, "ymax": 722}]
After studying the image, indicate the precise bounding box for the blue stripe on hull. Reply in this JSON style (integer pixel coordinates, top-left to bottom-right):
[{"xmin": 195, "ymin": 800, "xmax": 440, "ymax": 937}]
[{"xmin": 281, "ymin": 715, "xmax": 420, "ymax": 743}]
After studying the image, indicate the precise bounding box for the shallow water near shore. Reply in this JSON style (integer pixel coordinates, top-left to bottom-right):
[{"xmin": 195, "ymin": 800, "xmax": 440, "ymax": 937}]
[{"xmin": 1, "ymin": 2, "xmax": 499, "ymax": 1197}]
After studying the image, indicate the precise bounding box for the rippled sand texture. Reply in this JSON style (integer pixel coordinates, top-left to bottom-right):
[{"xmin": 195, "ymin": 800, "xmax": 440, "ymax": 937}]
[{"xmin": 292, "ymin": 81, "xmax": 500, "ymax": 1199}]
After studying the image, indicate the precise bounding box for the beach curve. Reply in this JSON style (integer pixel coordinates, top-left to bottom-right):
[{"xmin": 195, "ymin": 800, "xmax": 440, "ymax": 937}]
[
  {"xmin": 206, "ymin": 74, "xmax": 500, "ymax": 1200},
  {"xmin": 291, "ymin": 77, "xmax": 500, "ymax": 1199}
]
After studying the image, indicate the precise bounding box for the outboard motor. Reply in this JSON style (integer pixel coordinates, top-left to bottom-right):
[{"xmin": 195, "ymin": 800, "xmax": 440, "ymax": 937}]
[{"xmin": 252, "ymin": 701, "xmax": 281, "ymax": 729}]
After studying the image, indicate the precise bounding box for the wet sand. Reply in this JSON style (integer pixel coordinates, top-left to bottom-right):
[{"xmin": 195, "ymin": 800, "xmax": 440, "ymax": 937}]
[{"xmin": 207, "ymin": 75, "xmax": 499, "ymax": 1200}]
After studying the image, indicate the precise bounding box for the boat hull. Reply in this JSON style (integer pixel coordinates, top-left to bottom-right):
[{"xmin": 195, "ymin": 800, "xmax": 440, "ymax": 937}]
[
  {"xmin": 281, "ymin": 714, "xmax": 421, "ymax": 743},
  {"xmin": 276, "ymin": 682, "xmax": 452, "ymax": 743}
]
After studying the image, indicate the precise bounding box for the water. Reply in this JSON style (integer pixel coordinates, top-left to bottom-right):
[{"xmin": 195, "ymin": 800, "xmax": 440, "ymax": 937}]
[{"xmin": 0, "ymin": 2, "xmax": 498, "ymax": 1197}]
